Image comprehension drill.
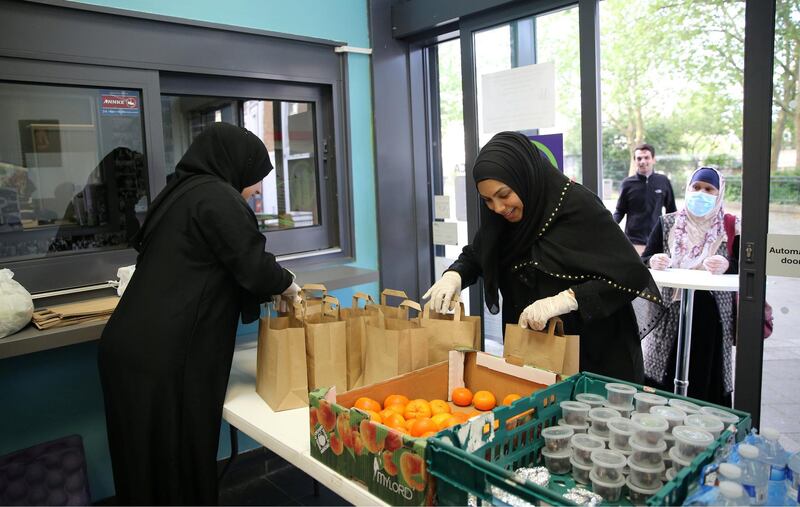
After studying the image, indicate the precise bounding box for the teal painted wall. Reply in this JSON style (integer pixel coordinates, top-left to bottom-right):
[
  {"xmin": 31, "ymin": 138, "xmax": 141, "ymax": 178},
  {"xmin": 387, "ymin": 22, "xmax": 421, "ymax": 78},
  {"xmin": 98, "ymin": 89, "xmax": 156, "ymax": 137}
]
[{"xmin": 0, "ymin": 1, "xmax": 378, "ymax": 501}]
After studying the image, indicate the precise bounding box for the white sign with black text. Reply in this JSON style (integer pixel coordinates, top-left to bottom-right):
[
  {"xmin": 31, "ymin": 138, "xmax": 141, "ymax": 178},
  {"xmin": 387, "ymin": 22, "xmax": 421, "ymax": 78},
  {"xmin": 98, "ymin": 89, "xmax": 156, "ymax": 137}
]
[
  {"xmin": 766, "ymin": 234, "xmax": 800, "ymax": 277},
  {"xmin": 432, "ymin": 221, "xmax": 458, "ymax": 246}
]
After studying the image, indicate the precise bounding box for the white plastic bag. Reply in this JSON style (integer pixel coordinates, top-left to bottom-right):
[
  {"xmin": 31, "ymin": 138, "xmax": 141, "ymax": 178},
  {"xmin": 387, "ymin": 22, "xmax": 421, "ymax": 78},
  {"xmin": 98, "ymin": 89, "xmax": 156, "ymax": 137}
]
[
  {"xmin": 116, "ymin": 265, "xmax": 136, "ymax": 297},
  {"xmin": 0, "ymin": 269, "xmax": 34, "ymax": 338}
]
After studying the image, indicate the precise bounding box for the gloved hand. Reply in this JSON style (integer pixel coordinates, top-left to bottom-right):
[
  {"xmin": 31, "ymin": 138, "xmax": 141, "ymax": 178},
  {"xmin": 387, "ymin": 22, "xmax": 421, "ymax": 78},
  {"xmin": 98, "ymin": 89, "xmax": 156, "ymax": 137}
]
[
  {"xmin": 703, "ymin": 255, "xmax": 729, "ymax": 275},
  {"xmin": 272, "ymin": 282, "xmax": 301, "ymax": 312},
  {"xmin": 518, "ymin": 290, "xmax": 578, "ymax": 330},
  {"xmin": 649, "ymin": 253, "xmax": 672, "ymax": 270},
  {"xmin": 422, "ymin": 271, "xmax": 462, "ymax": 313}
]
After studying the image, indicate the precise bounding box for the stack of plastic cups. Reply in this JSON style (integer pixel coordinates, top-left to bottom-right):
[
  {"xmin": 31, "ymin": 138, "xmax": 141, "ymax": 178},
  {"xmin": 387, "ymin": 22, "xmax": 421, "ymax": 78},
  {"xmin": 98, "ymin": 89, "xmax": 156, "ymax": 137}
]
[
  {"xmin": 684, "ymin": 412, "xmax": 725, "ymax": 439},
  {"xmin": 558, "ymin": 400, "xmax": 591, "ymax": 435},
  {"xmin": 589, "ymin": 449, "xmax": 627, "ymax": 502},
  {"xmin": 604, "ymin": 383, "xmax": 636, "ymax": 418},
  {"xmin": 607, "ymin": 416, "xmax": 636, "ymax": 468},
  {"xmin": 570, "ymin": 433, "xmax": 605, "ymax": 485},
  {"xmin": 540, "ymin": 425, "xmax": 574, "ymax": 475},
  {"xmin": 667, "ymin": 397, "xmax": 701, "ymax": 415},
  {"xmin": 587, "ymin": 407, "xmax": 620, "ymax": 445},
  {"xmin": 668, "ymin": 425, "xmax": 715, "ymax": 483},
  {"xmin": 650, "ymin": 405, "xmax": 687, "ymax": 478},
  {"xmin": 574, "ymin": 392, "xmax": 606, "ymax": 409},
  {"xmin": 626, "ymin": 413, "xmax": 669, "ymax": 502},
  {"xmin": 633, "ymin": 392, "xmax": 667, "ymax": 414}
]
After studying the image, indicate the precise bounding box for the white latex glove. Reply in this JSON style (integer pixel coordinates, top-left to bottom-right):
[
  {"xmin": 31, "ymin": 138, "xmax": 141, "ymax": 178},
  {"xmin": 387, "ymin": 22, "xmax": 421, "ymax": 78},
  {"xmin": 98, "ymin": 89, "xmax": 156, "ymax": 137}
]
[
  {"xmin": 518, "ymin": 290, "xmax": 578, "ymax": 330},
  {"xmin": 649, "ymin": 253, "xmax": 672, "ymax": 270},
  {"xmin": 703, "ymin": 255, "xmax": 729, "ymax": 275},
  {"xmin": 422, "ymin": 271, "xmax": 462, "ymax": 313}
]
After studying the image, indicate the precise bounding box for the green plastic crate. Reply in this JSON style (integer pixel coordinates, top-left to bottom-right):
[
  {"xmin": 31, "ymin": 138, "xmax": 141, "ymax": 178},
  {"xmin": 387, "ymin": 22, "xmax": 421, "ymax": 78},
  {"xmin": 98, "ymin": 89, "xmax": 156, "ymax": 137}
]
[{"xmin": 426, "ymin": 372, "xmax": 751, "ymax": 506}]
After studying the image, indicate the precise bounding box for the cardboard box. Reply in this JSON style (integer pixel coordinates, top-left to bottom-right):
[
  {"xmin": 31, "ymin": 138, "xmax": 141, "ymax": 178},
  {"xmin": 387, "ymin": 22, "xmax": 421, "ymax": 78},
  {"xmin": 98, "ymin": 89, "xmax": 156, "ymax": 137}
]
[{"xmin": 308, "ymin": 350, "xmax": 557, "ymax": 506}]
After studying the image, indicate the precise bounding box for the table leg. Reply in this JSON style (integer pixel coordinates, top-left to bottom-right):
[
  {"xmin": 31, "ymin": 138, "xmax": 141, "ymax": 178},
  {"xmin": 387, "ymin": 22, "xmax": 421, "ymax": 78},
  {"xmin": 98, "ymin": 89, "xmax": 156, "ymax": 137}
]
[
  {"xmin": 673, "ymin": 288, "xmax": 695, "ymax": 396},
  {"xmin": 218, "ymin": 424, "xmax": 239, "ymax": 481}
]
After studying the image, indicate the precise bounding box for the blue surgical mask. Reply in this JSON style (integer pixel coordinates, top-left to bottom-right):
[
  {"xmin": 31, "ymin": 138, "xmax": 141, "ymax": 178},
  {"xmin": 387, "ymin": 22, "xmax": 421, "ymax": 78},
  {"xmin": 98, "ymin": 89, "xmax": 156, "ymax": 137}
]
[{"xmin": 685, "ymin": 191, "xmax": 717, "ymax": 217}]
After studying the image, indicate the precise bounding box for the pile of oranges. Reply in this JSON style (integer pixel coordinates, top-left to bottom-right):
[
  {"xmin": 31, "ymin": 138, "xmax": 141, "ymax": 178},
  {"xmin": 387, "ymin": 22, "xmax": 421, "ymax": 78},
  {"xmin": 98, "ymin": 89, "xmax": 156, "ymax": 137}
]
[{"xmin": 352, "ymin": 388, "xmax": 522, "ymax": 438}]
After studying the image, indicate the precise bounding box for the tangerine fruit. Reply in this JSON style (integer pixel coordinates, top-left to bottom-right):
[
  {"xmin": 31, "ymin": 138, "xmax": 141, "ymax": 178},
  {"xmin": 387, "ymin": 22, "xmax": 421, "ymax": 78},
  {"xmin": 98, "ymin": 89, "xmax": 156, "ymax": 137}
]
[
  {"xmin": 384, "ymin": 412, "xmax": 406, "ymax": 430},
  {"xmin": 452, "ymin": 387, "xmax": 473, "ymax": 406},
  {"xmin": 366, "ymin": 410, "xmax": 383, "ymax": 423},
  {"xmin": 420, "ymin": 431, "xmax": 437, "ymax": 438},
  {"xmin": 379, "ymin": 408, "xmax": 396, "ymax": 421},
  {"xmin": 404, "ymin": 399, "xmax": 432, "ymax": 420},
  {"xmin": 473, "ymin": 391, "xmax": 496, "ymax": 411},
  {"xmin": 429, "ymin": 399, "xmax": 451, "ymax": 415},
  {"xmin": 411, "ymin": 417, "xmax": 438, "ymax": 437},
  {"xmin": 384, "ymin": 394, "xmax": 410, "ymax": 407},
  {"xmin": 502, "ymin": 393, "xmax": 521, "ymax": 406},
  {"xmin": 442, "ymin": 415, "xmax": 461, "ymax": 428},
  {"xmin": 431, "ymin": 413, "xmax": 453, "ymax": 430},
  {"xmin": 354, "ymin": 397, "xmax": 382, "ymax": 413},
  {"xmin": 385, "ymin": 403, "xmax": 406, "ymax": 416},
  {"xmin": 405, "ymin": 418, "xmax": 417, "ymax": 431}
]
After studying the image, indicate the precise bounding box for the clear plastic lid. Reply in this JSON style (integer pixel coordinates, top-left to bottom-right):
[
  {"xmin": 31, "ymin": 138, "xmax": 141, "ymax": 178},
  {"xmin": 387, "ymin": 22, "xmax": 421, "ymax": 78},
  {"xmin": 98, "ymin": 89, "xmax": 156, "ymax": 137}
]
[
  {"xmin": 668, "ymin": 445, "xmax": 692, "ymax": 466},
  {"xmin": 589, "ymin": 407, "xmax": 621, "ymax": 422},
  {"xmin": 719, "ymin": 481, "xmax": 745, "ymax": 499},
  {"xmin": 650, "ymin": 405, "xmax": 687, "ymax": 423},
  {"xmin": 603, "ymin": 400, "xmax": 635, "ymax": 412},
  {"xmin": 631, "ymin": 413, "xmax": 670, "ymax": 433},
  {"xmin": 607, "ymin": 417, "xmax": 636, "ymax": 435},
  {"xmin": 665, "ymin": 467, "xmax": 676, "ymax": 481},
  {"xmin": 761, "ymin": 427, "xmax": 780, "ymax": 441},
  {"xmin": 684, "ymin": 413, "xmax": 724, "ymax": 434},
  {"xmin": 671, "ymin": 425, "xmax": 715, "ymax": 447},
  {"xmin": 569, "ymin": 455, "xmax": 594, "ymax": 470},
  {"xmin": 699, "ymin": 406, "xmax": 739, "ymax": 424},
  {"xmin": 575, "ymin": 393, "xmax": 606, "ymax": 405},
  {"xmin": 718, "ymin": 463, "xmax": 742, "ymax": 480},
  {"xmin": 541, "ymin": 448, "xmax": 571, "ymax": 458},
  {"xmin": 634, "ymin": 392, "xmax": 668, "ymax": 406},
  {"xmin": 542, "ymin": 425, "xmax": 574, "ymax": 439},
  {"xmin": 667, "ymin": 398, "xmax": 701, "ymax": 413},
  {"xmin": 558, "ymin": 418, "xmax": 589, "ymax": 430},
  {"xmin": 626, "ymin": 454, "xmax": 666, "ymax": 474},
  {"xmin": 590, "ymin": 449, "xmax": 627, "ymax": 468},
  {"xmin": 738, "ymin": 443, "xmax": 759, "ymax": 459},
  {"xmin": 605, "ymin": 383, "xmax": 637, "ymax": 395},
  {"xmin": 560, "ymin": 400, "xmax": 591, "ymax": 412},
  {"xmin": 629, "ymin": 435, "xmax": 667, "ymax": 454},
  {"xmin": 626, "ymin": 476, "xmax": 663, "ymax": 494},
  {"xmin": 571, "ymin": 433, "xmax": 605, "ymax": 451}
]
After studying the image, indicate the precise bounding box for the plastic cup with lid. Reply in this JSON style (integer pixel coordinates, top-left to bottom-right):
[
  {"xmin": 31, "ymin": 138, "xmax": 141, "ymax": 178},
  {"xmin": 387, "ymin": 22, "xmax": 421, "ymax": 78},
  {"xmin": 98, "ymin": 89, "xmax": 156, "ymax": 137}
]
[
  {"xmin": 541, "ymin": 448, "xmax": 571, "ymax": 475},
  {"xmin": 571, "ymin": 433, "xmax": 605, "ymax": 465},
  {"xmin": 699, "ymin": 406, "xmax": 739, "ymax": 426},
  {"xmin": 557, "ymin": 418, "xmax": 589, "ymax": 434},
  {"xmin": 719, "ymin": 462, "xmax": 742, "ymax": 483},
  {"xmin": 634, "ymin": 392, "xmax": 668, "ymax": 413},
  {"xmin": 605, "ymin": 382, "xmax": 637, "ymax": 406},
  {"xmin": 607, "ymin": 416, "xmax": 636, "ymax": 450},
  {"xmin": 589, "ymin": 469, "xmax": 625, "ymax": 502},
  {"xmin": 542, "ymin": 425, "xmax": 574, "ymax": 453},
  {"xmin": 590, "ymin": 448, "xmax": 627, "ymax": 482},
  {"xmin": 560, "ymin": 400, "xmax": 591, "ymax": 426},
  {"xmin": 627, "ymin": 455, "xmax": 666, "ymax": 489},
  {"xmin": 588, "ymin": 406, "xmax": 621, "ymax": 436},
  {"xmin": 574, "ymin": 392, "xmax": 606, "ymax": 408},
  {"xmin": 672, "ymin": 425, "xmax": 715, "ymax": 460},
  {"xmin": 684, "ymin": 413, "xmax": 724, "ymax": 439},
  {"xmin": 570, "ymin": 456, "xmax": 593, "ymax": 484},
  {"xmin": 668, "ymin": 445, "xmax": 692, "ymax": 473},
  {"xmin": 631, "ymin": 413, "xmax": 669, "ymax": 446},
  {"xmin": 667, "ymin": 398, "xmax": 701, "ymax": 414},
  {"xmin": 629, "ymin": 435, "xmax": 667, "ymax": 467},
  {"xmin": 665, "ymin": 466, "xmax": 677, "ymax": 482},
  {"xmin": 650, "ymin": 405, "xmax": 687, "ymax": 431},
  {"xmin": 603, "ymin": 400, "xmax": 635, "ymax": 419},
  {"xmin": 626, "ymin": 476, "xmax": 663, "ymax": 504}
]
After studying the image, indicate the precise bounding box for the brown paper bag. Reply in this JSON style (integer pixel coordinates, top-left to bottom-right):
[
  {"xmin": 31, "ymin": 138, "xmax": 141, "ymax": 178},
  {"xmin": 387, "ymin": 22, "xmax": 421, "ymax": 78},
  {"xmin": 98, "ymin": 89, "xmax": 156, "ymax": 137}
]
[
  {"xmin": 366, "ymin": 288, "xmax": 410, "ymax": 320},
  {"xmin": 303, "ymin": 295, "xmax": 348, "ymax": 391},
  {"xmin": 340, "ymin": 292, "xmax": 374, "ymax": 390},
  {"xmin": 255, "ymin": 305, "xmax": 309, "ymax": 411},
  {"xmin": 420, "ymin": 300, "xmax": 481, "ymax": 363},
  {"xmin": 363, "ymin": 300, "xmax": 428, "ymax": 385},
  {"xmin": 503, "ymin": 317, "xmax": 580, "ymax": 375},
  {"xmin": 300, "ymin": 283, "xmax": 327, "ymax": 317}
]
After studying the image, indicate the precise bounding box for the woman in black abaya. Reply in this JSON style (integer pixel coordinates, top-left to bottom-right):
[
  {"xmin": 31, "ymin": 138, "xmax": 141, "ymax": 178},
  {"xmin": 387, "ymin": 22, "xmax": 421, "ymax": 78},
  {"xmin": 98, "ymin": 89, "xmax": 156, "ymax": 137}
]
[
  {"xmin": 424, "ymin": 131, "xmax": 662, "ymax": 382},
  {"xmin": 98, "ymin": 123, "xmax": 299, "ymax": 505}
]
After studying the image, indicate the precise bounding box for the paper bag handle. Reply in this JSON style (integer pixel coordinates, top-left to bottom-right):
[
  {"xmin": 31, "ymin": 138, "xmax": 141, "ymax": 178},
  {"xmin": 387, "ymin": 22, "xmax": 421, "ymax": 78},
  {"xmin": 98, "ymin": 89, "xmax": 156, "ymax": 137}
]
[
  {"xmin": 422, "ymin": 299, "xmax": 462, "ymax": 321},
  {"xmin": 380, "ymin": 288, "xmax": 408, "ymax": 306},
  {"xmin": 301, "ymin": 284, "xmax": 328, "ymax": 299},
  {"xmin": 351, "ymin": 292, "xmax": 375, "ymax": 309},
  {"xmin": 321, "ymin": 295, "xmax": 341, "ymax": 319},
  {"xmin": 546, "ymin": 317, "xmax": 565, "ymax": 337},
  {"xmin": 398, "ymin": 299, "xmax": 421, "ymax": 319}
]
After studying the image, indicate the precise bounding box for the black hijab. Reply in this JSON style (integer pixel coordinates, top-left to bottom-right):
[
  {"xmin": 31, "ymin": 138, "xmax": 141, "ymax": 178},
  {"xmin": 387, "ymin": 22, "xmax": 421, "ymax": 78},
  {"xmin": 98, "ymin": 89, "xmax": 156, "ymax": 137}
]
[
  {"xmin": 132, "ymin": 122, "xmax": 272, "ymax": 253},
  {"xmin": 472, "ymin": 132, "xmax": 661, "ymax": 325}
]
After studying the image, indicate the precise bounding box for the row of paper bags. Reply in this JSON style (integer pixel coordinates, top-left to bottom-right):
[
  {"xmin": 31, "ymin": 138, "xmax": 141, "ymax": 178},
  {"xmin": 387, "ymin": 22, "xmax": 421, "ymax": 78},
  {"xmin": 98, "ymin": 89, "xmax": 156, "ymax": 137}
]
[{"xmin": 255, "ymin": 287, "xmax": 482, "ymax": 412}]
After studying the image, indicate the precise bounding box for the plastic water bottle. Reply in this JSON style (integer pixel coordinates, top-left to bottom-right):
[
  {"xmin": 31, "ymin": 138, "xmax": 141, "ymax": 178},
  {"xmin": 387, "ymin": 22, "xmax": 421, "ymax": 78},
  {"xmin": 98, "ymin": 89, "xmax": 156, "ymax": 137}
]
[
  {"xmin": 717, "ymin": 481, "xmax": 749, "ymax": 506},
  {"xmin": 719, "ymin": 463, "xmax": 743, "ymax": 484},
  {"xmin": 787, "ymin": 452, "xmax": 800, "ymax": 505},
  {"xmin": 739, "ymin": 444, "xmax": 769, "ymax": 505},
  {"xmin": 757, "ymin": 428, "xmax": 788, "ymax": 480}
]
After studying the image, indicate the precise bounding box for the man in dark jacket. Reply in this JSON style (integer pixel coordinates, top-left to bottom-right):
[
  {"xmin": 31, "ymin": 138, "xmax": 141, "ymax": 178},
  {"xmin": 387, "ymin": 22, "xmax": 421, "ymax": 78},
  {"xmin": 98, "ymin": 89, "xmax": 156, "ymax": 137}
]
[{"xmin": 613, "ymin": 143, "xmax": 677, "ymax": 253}]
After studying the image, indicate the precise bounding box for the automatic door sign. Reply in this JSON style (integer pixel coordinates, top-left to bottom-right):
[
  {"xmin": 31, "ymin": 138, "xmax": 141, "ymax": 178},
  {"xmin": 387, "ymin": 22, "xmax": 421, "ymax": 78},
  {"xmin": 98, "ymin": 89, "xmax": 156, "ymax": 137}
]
[{"xmin": 766, "ymin": 234, "xmax": 800, "ymax": 277}]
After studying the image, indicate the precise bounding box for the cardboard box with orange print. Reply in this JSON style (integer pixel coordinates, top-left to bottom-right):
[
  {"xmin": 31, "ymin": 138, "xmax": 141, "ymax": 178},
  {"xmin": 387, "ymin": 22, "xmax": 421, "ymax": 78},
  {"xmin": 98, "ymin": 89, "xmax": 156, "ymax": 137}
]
[{"xmin": 308, "ymin": 350, "xmax": 567, "ymax": 506}]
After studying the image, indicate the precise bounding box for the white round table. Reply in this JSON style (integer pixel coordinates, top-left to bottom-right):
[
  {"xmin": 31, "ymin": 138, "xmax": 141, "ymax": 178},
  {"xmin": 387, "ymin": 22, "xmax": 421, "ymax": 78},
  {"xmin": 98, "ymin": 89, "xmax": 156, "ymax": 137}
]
[{"xmin": 648, "ymin": 268, "xmax": 739, "ymax": 396}]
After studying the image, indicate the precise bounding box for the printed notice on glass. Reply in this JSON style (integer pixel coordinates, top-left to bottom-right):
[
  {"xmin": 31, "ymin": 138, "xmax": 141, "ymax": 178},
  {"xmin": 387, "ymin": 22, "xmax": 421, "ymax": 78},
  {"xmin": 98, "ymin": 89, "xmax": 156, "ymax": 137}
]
[
  {"xmin": 434, "ymin": 195, "xmax": 450, "ymax": 219},
  {"xmin": 766, "ymin": 234, "xmax": 800, "ymax": 277},
  {"xmin": 481, "ymin": 61, "xmax": 555, "ymax": 133},
  {"xmin": 432, "ymin": 221, "xmax": 458, "ymax": 246}
]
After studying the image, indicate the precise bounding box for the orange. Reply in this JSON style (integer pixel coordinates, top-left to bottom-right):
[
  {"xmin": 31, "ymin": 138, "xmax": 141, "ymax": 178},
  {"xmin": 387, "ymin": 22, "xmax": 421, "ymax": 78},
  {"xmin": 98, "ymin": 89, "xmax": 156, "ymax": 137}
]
[
  {"xmin": 385, "ymin": 403, "xmax": 406, "ymax": 416},
  {"xmin": 384, "ymin": 394, "xmax": 410, "ymax": 408},
  {"xmin": 502, "ymin": 393, "xmax": 521, "ymax": 406},
  {"xmin": 429, "ymin": 399, "xmax": 451, "ymax": 415},
  {"xmin": 404, "ymin": 399, "xmax": 432, "ymax": 420},
  {"xmin": 366, "ymin": 410, "xmax": 383, "ymax": 423},
  {"xmin": 384, "ymin": 412, "xmax": 406, "ymax": 430},
  {"xmin": 420, "ymin": 431, "xmax": 437, "ymax": 438},
  {"xmin": 473, "ymin": 390, "xmax": 496, "ymax": 411},
  {"xmin": 442, "ymin": 415, "xmax": 461, "ymax": 428},
  {"xmin": 431, "ymin": 413, "xmax": 453, "ymax": 430},
  {"xmin": 354, "ymin": 397, "xmax": 382, "ymax": 413},
  {"xmin": 379, "ymin": 408, "xmax": 396, "ymax": 421},
  {"xmin": 452, "ymin": 387, "xmax": 473, "ymax": 407},
  {"xmin": 405, "ymin": 418, "xmax": 417, "ymax": 431},
  {"xmin": 410, "ymin": 417, "xmax": 438, "ymax": 437}
]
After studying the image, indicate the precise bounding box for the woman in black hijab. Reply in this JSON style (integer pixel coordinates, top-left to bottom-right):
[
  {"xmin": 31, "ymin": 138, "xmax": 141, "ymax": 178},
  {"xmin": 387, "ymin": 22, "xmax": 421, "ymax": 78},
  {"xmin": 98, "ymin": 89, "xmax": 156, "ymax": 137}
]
[
  {"xmin": 424, "ymin": 131, "xmax": 662, "ymax": 382},
  {"xmin": 98, "ymin": 123, "xmax": 299, "ymax": 505}
]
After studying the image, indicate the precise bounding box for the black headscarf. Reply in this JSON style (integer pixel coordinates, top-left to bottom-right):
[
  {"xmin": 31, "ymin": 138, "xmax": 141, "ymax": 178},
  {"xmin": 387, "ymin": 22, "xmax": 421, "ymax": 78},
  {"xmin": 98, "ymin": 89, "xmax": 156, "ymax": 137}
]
[
  {"xmin": 132, "ymin": 122, "xmax": 272, "ymax": 253},
  {"xmin": 471, "ymin": 132, "xmax": 661, "ymax": 321}
]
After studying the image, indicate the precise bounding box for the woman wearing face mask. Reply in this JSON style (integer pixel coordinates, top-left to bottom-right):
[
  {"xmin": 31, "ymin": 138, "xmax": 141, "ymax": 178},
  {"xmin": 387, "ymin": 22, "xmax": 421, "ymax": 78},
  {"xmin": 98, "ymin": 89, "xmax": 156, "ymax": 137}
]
[
  {"xmin": 424, "ymin": 132, "xmax": 663, "ymax": 382},
  {"xmin": 641, "ymin": 167, "xmax": 738, "ymax": 406}
]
